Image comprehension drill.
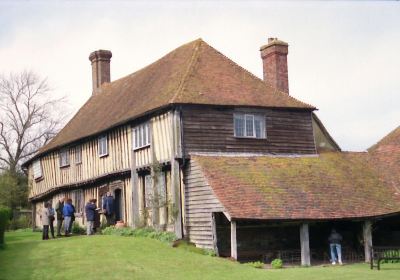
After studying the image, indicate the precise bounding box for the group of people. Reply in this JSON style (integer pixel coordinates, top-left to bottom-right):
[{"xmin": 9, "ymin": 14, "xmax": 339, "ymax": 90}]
[{"xmin": 40, "ymin": 191, "xmax": 116, "ymax": 239}]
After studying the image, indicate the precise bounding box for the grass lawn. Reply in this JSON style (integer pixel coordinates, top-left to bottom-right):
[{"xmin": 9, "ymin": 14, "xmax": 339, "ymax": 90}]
[{"xmin": 0, "ymin": 231, "xmax": 399, "ymax": 280}]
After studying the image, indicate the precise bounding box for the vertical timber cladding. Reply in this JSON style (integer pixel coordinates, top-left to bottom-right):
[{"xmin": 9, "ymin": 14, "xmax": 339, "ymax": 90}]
[
  {"xmin": 181, "ymin": 106, "xmax": 316, "ymax": 155},
  {"xmin": 184, "ymin": 159, "xmax": 225, "ymax": 249},
  {"xmin": 28, "ymin": 125, "xmax": 132, "ymax": 200}
]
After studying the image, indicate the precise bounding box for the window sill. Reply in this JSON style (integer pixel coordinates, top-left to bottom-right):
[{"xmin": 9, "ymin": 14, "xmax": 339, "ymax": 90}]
[
  {"xmin": 99, "ymin": 153, "xmax": 109, "ymax": 158},
  {"xmin": 75, "ymin": 162, "xmax": 82, "ymax": 165},
  {"xmin": 60, "ymin": 164, "xmax": 70, "ymax": 169},
  {"xmin": 133, "ymin": 144, "xmax": 151, "ymax": 151},
  {"xmin": 34, "ymin": 176, "xmax": 44, "ymax": 182},
  {"xmin": 234, "ymin": 136, "xmax": 267, "ymax": 140}
]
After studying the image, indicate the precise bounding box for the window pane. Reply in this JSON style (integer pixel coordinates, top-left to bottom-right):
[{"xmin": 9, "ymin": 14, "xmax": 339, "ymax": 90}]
[
  {"xmin": 245, "ymin": 115, "xmax": 254, "ymax": 137},
  {"xmin": 146, "ymin": 123, "xmax": 150, "ymax": 145},
  {"xmin": 254, "ymin": 115, "xmax": 265, "ymax": 138},
  {"xmin": 33, "ymin": 160, "xmax": 42, "ymax": 179},
  {"xmin": 143, "ymin": 125, "xmax": 147, "ymax": 146},
  {"xmin": 234, "ymin": 114, "xmax": 244, "ymax": 137},
  {"xmin": 134, "ymin": 128, "xmax": 139, "ymax": 148}
]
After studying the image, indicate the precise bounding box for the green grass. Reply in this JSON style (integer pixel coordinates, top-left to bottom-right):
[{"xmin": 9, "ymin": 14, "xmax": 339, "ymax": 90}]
[{"xmin": 0, "ymin": 231, "xmax": 399, "ymax": 280}]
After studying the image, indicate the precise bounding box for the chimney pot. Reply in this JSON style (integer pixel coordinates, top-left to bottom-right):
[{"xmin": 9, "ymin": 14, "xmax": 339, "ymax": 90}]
[
  {"xmin": 260, "ymin": 37, "xmax": 289, "ymax": 94},
  {"xmin": 89, "ymin": 50, "xmax": 112, "ymax": 95}
]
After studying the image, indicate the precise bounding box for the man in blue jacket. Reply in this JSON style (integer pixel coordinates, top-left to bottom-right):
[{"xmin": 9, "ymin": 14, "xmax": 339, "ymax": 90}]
[
  {"xmin": 85, "ymin": 199, "xmax": 96, "ymax": 235},
  {"xmin": 63, "ymin": 199, "xmax": 74, "ymax": 236},
  {"xmin": 102, "ymin": 192, "xmax": 115, "ymax": 226}
]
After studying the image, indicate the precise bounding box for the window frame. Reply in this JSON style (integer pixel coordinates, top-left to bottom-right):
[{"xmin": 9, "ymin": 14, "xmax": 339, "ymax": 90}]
[
  {"xmin": 59, "ymin": 149, "xmax": 70, "ymax": 168},
  {"xmin": 75, "ymin": 145, "xmax": 82, "ymax": 165},
  {"xmin": 234, "ymin": 113, "xmax": 266, "ymax": 139},
  {"xmin": 32, "ymin": 159, "xmax": 43, "ymax": 180},
  {"xmin": 133, "ymin": 122, "xmax": 151, "ymax": 150},
  {"xmin": 98, "ymin": 135, "xmax": 108, "ymax": 157}
]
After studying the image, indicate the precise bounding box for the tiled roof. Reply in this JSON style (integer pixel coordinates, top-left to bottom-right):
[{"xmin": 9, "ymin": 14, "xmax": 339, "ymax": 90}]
[
  {"xmin": 368, "ymin": 126, "xmax": 400, "ymax": 203},
  {"xmin": 193, "ymin": 152, "xmax": 400, "ymax": 220},
  {"xmin": 32, "ymin": 39, "xmax": 314, "ymax": 159}
]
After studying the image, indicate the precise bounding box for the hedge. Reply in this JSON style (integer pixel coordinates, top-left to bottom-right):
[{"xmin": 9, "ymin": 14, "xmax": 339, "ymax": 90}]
[{"xmin": 0, "ymin": 206, "xmax": 11, "ymax": 246}]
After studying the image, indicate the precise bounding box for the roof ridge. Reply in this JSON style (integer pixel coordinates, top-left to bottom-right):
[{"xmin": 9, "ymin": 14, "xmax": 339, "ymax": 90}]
[{"xmin": 169, "ymin": 39, "xmax": 202, "ymax": 103}]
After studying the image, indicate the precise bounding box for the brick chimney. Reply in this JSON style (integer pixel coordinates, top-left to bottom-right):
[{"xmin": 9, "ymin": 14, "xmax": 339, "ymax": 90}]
[
  {"xmin": 89, "ymin": 50, "xmax": 112, "ymax": 95},
  {"xmin": 260, "ymin": 38, "xmax": 289, "ymax": 94}
]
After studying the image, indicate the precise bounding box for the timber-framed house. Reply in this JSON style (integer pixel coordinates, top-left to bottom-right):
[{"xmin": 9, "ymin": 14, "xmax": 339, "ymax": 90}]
[{"xmin": 23, "ymin": 38, "xmax": 400, "ymax": 265}]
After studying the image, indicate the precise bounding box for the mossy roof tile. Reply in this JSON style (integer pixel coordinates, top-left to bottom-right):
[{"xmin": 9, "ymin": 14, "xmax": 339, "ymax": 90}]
[{"xmin": 193, "ymin": 152, "xmax": 400, "ymax": 220}]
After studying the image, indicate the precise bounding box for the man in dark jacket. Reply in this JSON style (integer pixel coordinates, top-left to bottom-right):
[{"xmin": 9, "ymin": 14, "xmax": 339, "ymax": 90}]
[
  {"xmin": 328, "ymin": 228, "xmax": 343, "ymax": 265},
  {"xmin": 102, "ymin": 192, "xmax": 115, "ymax": 226},
  {"xmin": 55, "ymin": 197, "xmax": 64, "ymax": 236},
  {"xmin": 85, "ymin": 199, "xmax": 96, "ymax": 235}
]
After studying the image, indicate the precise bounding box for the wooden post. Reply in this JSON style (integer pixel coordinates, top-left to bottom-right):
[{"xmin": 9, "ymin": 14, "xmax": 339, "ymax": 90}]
[
  {"xmin": 131, "ymin": 139, "xmax": 140, "ymax": 228},
  {"xmin": 231, "ymin": 220, "xmax": 237, "ymax": 260},
  {"xmin": 300, "ymin": 223, "xmax": 311, "ymax": 266},
  {"xmin": 212, "ymin": 213, "xmax": 219, "ymax": 256},
  {"xmin": 363, "ymin": 220, "xmax": 373, "ymax": 263},
  {"xmin": 171, "ymin": 110, "xmax": 183, "ymax": 239}
]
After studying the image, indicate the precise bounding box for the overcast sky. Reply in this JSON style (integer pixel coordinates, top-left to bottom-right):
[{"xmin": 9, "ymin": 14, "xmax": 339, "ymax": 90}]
[{"xmin": 1, "ymin": 0, "xmax": 399, "ymax": 151}]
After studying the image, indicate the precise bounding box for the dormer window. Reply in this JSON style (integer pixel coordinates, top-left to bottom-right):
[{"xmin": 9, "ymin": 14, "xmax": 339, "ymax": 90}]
[
  {"xmin": 33, "ymin": 160, "xmax": 43, "ymax": 180},
  {"xmin": 234, "ymin": 113, "xmax": 266, "ymax": 139},
  {"xmin": 133, "ymin": 123, "xmax": 150, "ymax": 150},
  {"xmin": 98, "ymin": 135, "xmax": 108, "ymax": 157},
  {"xmin": 59, "ymin": 149, "xmax": 70, "ymax": 168}
]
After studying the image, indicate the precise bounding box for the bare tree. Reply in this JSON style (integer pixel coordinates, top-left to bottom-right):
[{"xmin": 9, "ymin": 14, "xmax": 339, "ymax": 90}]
[{"xmin": 0, "ymin": 71, "xmax": 67, "ymax": 173}]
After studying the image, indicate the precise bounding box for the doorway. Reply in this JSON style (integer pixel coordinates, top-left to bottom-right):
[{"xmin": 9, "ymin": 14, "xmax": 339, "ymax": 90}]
[{"xmin": 114, "ymin": 189, "xmax": 122, "ymax": 222}]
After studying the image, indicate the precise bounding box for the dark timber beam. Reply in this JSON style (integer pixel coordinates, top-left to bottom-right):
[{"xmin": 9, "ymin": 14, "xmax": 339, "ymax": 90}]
[{"xmin": 300, "ymin": 223, "xmax": 311, "ymax": 266}]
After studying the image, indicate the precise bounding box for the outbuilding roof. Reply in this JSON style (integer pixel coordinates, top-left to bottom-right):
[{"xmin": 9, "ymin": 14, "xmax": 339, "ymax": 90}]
[
  {"xmin": 30, "ymin": 39, "xmax": 314, "ymax": 163},
  {"xmin": 193, "ymin": 152, "xmax": 400, "ymax": 220}
]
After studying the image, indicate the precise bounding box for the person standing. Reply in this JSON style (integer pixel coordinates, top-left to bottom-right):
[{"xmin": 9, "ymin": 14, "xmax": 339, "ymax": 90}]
[
  {"xmin": 41, "ymin": 202, "xmax": 50, "ymax": 240},
  {"xmin": 329, "ymin": 228, "xmax": 343, "ymax": 265},
  {"xmin": 68, "ymin": 202, "xmax": 76, "ymax": 234},
  {"xmin": 63, "ymin": 198, "xmax": 74, "ymax": 236},
  {"xmin": 92, "ymin": 199, "xmax": 100, "ymax": 233},
  {"xmin": 102, "ymin": 192, "xmax": 115, "ymax": 226},
  {"xmin": 85, "ymin": 199, "xmax": 96, "ymax": 235},
  {"xmin": 55, "ymin": 197, "xmax": 64, "ymax": 236},
  {"xmin": 48, "ymin": 202, "xmax": 56, "ymax": 238}
]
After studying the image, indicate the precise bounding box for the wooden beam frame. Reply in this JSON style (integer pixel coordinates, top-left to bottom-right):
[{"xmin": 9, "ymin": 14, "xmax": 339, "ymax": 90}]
[{"xmin": 300, "ymin": 223, "xmax": 311, "ymax": 266}]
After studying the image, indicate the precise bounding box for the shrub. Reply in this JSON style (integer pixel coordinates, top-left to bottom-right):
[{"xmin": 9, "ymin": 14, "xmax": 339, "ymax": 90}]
[
  {"xmin": 71, "ymin": 223, "xmax": 86, "ymax": 235},
  {"xmin": 102, "ymin": 226, "xmax": 177, "ymax": 243},
  {"xmin": 246, "ymin": 261, "xmax": 264, "ymax": 269},
  {"xmin": 271, "ymin": 258, "xmax": 283, "ymax": 269},
  {"xmin": 8, "ymin": 215, "xmax": 32, "ymax": 230},
  {"xmin": 0, "ymin": 206, "xmax": 11, "ymax": 246}
]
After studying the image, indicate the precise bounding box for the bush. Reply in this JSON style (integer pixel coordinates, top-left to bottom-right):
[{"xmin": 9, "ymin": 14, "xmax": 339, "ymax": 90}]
[
  {"xmin": 71, "ymin": 223, "xmax": 86, "ymax": 235},
  {"xmin": 271, "ymin": 258, "xmax": 283, "ymax": 269},
  {"xmin": 7, "ymin": 215, "xmax": 32, "ymax": 230},
  {"xmin": 246, "ymin": 261, "xmax": 264, "ymax": 269},
  {"xmin": 101, "ymin": 226, "xmax": 176, "ymax": 243},
  {"xmin": 0, "ymin": 206, "xmax": 11, "ymax": 246}
]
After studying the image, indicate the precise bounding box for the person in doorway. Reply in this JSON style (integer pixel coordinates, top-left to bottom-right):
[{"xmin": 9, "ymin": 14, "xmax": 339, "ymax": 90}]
[
  {"xmin": 63, "ymin": 198, "xmax": 74, "ymax": 236},
  {"xmin": 102, "ymin": 192, "xmax": 115, "ymax": 226},
  {"xmin": 328, "ymin": 228, "xmax": 343, "ymax": 265},
  {"xmin": 48, "ymin": 202, "xmax": 56, "ymax": 238},
  {"xmin": 85, "ymin": 199, "xmax": 96, "ymax": 235},
  {"xmin": 41, "ymin": 202, "xmax": 50, "ymax": 240},
  {"xmin": 55, "ymin": 197, "xmax": 64, "ymax": 236}
]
